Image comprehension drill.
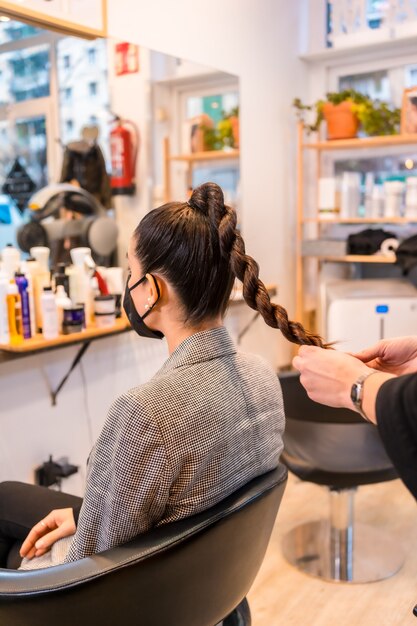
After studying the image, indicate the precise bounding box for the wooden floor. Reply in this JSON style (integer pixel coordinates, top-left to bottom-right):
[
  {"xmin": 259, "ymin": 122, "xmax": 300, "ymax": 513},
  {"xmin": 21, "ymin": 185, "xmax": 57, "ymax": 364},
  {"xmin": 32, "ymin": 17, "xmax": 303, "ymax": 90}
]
[{"xmin": 247, "ymin": 473, "xmax": 417, "ymax": 626}]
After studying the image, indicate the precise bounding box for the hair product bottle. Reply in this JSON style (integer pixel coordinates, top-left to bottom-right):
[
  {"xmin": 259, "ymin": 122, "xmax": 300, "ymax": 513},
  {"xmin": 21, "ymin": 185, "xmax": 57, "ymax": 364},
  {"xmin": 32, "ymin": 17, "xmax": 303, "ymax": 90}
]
[
  {"xmin": 1, "ymin": 244, "xmax": 20, "ymax": 281},
  {"xmin": 20, "ymin": 260, "xmax": 36, "ymax": 338},
  {"xmin": 41, "ymin": 287, "xmax": 59, "ymax": 340},
  {"xmin": 6, "ymin": 281, "xmax": 23, "ymax": 345},
  {"xmin": 69, "ymin": 247, "xmax": 93, "ymax": 326},
  {"xmin": 30, "ymin": 247, "xmax": 51, "ymax": 332},
  {"xmin": 0, "ymin": 271, "xmax": 10, "ymax": 344},
  {"xmin": 14, "ymin": 273, "xmax": 31, "ymax": 339}
]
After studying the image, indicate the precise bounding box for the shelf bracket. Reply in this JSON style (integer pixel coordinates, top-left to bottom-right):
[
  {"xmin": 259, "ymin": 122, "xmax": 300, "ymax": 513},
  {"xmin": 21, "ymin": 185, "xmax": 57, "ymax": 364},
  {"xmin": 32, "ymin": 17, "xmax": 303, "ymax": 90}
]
[{"xmin": 50, "ymin": 341, "xmax": 91, "ymax": 406}]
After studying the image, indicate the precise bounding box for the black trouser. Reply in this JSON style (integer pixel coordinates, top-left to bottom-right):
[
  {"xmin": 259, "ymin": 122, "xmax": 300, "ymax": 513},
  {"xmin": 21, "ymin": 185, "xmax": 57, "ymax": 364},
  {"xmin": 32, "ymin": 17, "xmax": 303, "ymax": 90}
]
[{"xmin": 0, "ymin": 481, "xmax": 82, "ymax": 569}]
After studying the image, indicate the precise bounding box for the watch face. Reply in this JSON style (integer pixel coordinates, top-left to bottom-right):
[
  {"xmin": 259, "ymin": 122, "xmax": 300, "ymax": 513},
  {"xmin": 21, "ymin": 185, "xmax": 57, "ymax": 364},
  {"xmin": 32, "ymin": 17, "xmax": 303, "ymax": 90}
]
[{"xmin": 350, "ymin": 383, "xmax": 360, "ymax": 404}]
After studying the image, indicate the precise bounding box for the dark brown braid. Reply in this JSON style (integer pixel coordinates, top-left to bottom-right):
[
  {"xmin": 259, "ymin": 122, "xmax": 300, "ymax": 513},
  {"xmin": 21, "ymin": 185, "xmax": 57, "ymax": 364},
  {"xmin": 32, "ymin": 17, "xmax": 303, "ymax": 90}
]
[{"xmin": 189, "ymin": 183, "xmax": 328, "ymax": 347}]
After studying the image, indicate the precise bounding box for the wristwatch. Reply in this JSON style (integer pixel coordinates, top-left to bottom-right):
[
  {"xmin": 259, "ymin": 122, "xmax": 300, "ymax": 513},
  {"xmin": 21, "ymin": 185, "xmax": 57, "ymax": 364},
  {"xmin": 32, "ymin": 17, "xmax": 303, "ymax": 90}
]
[{"xmin": 350, "ymin": 371, "xmax": 377, "ymax": 422}]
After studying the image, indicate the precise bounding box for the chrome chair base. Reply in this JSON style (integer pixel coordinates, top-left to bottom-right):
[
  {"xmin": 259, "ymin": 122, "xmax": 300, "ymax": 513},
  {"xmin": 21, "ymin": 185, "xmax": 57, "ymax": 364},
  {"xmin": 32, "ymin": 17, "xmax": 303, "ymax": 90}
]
[{"xmin": 282, "ymin": 519, "xmax": 404, "ymax": 583}]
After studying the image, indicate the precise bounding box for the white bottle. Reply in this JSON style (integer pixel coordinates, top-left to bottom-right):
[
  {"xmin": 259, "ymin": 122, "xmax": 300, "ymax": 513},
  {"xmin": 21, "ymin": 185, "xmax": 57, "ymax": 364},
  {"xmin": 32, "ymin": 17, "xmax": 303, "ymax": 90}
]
[
  {"xmin": 0, "ymin": 271, "xmax": 10, "ymax": 344},
  {"xmin": 41, "ymin": 287, "xmax": 59, "ymax": 340},
  {"xmin": 55, "ymin": 285, "xmax": 72, "ymax": 332},
  {"xmin": 70, "ymin": 247, "xmax": 93, "ymax": 326},
  {"xmin": 340, "ymin": 172, "xmax": 361, "ymax": 219},
  {"xmin": 30, "ymin": 247, "xmax": 51, "ymax": 331},
  {"xmin": 384, "ymin": 181, "xmax": 405, "ymax": 218},
  {"xmin": 405, "ymin": 177, "xmax": 417, "ymax": 219},
  {"xmin": 1, "ymin": 244, "xmax": 20, "ymax": 281}
]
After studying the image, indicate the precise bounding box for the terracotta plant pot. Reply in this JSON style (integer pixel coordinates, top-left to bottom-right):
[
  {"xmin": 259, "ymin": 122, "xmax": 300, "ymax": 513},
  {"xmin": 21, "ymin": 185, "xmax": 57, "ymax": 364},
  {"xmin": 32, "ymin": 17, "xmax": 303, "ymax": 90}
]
[{"xmin": 322, "ymin": 101, "xmax": 359, "ymax": 140}]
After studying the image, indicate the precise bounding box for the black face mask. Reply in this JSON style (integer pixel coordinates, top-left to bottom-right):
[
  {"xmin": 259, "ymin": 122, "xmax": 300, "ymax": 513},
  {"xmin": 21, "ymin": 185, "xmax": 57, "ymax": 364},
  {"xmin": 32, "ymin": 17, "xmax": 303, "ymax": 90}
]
[{"xmin": 123, "ymin": 274, "xmax": 164, "ymax": 340}]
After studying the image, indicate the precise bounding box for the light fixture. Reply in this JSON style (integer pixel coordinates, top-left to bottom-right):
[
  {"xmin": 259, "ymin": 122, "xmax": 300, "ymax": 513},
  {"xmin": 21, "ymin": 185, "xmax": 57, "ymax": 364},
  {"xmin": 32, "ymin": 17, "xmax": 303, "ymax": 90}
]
[
  {"xmin": 405, "ymin": 158, "xmax": 415, "ymax": 170},
  {"xmin": 0, "ymin": 16, "xmax": 10, "ymax": 22}
]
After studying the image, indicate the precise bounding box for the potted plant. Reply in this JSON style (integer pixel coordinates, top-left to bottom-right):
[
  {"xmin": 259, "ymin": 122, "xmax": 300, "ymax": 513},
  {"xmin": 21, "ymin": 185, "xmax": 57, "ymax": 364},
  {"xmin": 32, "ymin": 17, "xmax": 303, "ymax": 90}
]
[
  {"xmin": 201, "ymin": 107, "xmax": 240, "ymax": 151},
  {"xmin": 293, "ymin": 90, "xmax": 400, "ymax": 140}
]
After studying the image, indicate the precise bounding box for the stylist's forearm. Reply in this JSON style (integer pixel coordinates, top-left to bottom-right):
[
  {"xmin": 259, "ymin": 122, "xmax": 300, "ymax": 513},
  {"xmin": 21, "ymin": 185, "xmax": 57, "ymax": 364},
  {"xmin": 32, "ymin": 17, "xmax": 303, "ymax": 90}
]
[{"xmin": 362, "ymin": 372, "xmax": 396, "ymax": 425}]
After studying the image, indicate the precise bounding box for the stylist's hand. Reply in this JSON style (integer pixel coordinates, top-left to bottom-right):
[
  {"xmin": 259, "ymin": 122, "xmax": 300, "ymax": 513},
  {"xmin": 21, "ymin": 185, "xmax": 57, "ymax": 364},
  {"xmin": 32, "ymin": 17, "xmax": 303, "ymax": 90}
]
[
  {"xmin": 293, "ymin": 346, "xmax": 370, "ymax": 409},
  {"xmin": 20, "ymin": 508, "xmax": 76, "ymax": 560},
  {"xmin": 353, "ymin": 336, "xmax": 417, "ymax": 376}
]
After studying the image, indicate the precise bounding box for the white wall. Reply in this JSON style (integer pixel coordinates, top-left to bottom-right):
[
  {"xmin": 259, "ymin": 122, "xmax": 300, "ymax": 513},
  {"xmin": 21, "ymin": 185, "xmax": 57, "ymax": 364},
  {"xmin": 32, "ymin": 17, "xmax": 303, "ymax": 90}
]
[
  {"xmin": 106, "ymin": 40, "xmax": 153, "ymax": 267},
  {"xmin": 0, "ymin": 2, "xmax": 311, "ymax": 490},
  {"xmin": 0, "ymin": 334, "xmax": 169, "ymax": 494},
  {"xmin": 107, "ymin": 0, "xmax": 310, "ymax": 367}
]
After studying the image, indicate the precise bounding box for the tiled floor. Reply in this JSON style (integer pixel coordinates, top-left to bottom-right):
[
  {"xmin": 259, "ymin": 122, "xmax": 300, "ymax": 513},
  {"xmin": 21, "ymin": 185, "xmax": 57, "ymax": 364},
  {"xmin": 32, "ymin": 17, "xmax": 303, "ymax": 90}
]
[{"xmin": 248, "ymin": 473, "xmax": 417, "ymax": 626}]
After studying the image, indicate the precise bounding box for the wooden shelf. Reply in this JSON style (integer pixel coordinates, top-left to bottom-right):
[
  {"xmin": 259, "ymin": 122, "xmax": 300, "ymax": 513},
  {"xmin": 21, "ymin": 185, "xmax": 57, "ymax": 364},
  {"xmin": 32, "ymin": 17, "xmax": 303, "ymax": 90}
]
[
  {"xmin": 303, "ymin": 217, "xmax": 417, "ymax": 224},
  {"xmin": 316, "ymin": 255, "xmax": 396, "ymax": 264},
  {"xmin": 0, "ymin": 318, "xmax": 131, "ymax": 354},
  {"xmin": 168, "ymin": 149, "xmax": 240, "ymax": 163},
  {"xmin": 163, "ymin": 137, "xmax": 239, "ymax": 202},
  {"xmin": 303, "ymin": 133, "xmax": 417, "ymax": 151},
  {"xmin": 0, "ymin": 282, "xmax": 273, "ymax": 357}
]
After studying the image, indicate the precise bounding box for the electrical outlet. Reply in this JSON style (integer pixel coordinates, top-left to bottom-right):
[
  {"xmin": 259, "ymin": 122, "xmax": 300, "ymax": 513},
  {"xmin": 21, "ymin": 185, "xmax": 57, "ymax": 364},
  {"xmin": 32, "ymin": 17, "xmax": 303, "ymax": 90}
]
[{"xmin": 35, "ymin": 455, "xmax": 78, "ymax": 488}]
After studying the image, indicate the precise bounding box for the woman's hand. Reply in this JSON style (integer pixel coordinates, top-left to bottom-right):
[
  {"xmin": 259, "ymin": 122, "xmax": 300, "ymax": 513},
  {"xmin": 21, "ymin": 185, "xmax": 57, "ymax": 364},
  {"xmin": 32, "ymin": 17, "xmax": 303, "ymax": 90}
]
[
  {"xmin": 292, "ymin": 346, "xmax": 370, "ymax": 409},
  {"xmin": 353, "ymin": 336, "xmax": 417, "ymax": 376},
  {"xmin": 20, "ymin": 508, "xmax": 76, "ymax": 560}
]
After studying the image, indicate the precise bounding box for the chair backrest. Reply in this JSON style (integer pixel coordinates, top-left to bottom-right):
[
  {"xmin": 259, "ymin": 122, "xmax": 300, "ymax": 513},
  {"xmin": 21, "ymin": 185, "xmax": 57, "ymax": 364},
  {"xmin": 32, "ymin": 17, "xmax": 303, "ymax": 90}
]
[
  {"xmin": 0, "ymin": 464, "xmax": 287, "ymax": 626},
  {"xmin": 279, "ymin": 370, "xmax": 362, "ymax": 423},
  {"xmin": 279, "ymin": 372, "xmax": 397, "ymax": 487}
]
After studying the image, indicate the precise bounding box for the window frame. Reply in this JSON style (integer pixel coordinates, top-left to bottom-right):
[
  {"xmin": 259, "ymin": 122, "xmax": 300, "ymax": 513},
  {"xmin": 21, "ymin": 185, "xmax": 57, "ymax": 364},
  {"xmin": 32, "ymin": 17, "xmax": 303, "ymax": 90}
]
[{"xmin": 0, "ymin": 28, "xmax": 62, "ymax": 184}]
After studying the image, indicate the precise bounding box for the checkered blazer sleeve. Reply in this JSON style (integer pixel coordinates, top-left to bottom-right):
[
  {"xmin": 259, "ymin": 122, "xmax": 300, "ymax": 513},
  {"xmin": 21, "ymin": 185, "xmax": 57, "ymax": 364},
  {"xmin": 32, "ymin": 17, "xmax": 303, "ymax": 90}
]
[{"xmin": 65, "ymin": 393, "xmax": 172, "ymax": 561}]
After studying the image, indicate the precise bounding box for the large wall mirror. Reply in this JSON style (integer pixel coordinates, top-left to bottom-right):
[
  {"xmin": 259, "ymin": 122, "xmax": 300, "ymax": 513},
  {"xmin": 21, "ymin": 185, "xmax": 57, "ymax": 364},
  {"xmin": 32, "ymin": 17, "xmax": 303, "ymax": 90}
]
[{"xmin": 0, "ymin": 14, "xmax": 240, "ymax": 267}]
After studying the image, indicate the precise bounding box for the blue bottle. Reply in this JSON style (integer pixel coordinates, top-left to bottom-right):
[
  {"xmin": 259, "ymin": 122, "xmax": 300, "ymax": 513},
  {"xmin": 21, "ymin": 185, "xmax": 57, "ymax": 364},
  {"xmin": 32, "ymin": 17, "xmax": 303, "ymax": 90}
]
[{"xmin": 15, "ymin": 273, "xmax": 31, "ymax": 339}]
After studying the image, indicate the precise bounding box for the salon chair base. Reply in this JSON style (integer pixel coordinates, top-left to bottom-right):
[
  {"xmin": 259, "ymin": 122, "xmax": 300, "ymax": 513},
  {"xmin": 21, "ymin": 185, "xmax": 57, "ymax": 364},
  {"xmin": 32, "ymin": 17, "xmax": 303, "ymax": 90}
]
[
  {"xmin": 283, "ymin": 519, "xmax": 403, "ymax": 583},
  {"xmin": 221, "ymin": 598, "xmax": 251, "ymax": 625}
]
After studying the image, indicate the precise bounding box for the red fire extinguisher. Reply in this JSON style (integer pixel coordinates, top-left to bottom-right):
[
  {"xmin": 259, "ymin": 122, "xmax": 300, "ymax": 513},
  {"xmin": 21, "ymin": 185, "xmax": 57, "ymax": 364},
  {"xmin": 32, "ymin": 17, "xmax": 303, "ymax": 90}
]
[{"xmin": 110, "ymin": 116, "xmax": 139, "ymax": 196}]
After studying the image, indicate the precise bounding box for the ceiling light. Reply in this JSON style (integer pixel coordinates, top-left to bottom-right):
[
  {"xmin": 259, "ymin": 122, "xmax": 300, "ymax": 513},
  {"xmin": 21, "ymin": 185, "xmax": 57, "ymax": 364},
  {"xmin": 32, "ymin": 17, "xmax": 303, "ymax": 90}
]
[
  {"xmin": 0, "ymin": 16, "xmax": 10, "ymax": 22},
  {"xmin": 405, "ymin": 158, "xmax": 414, "ymax": 170}
]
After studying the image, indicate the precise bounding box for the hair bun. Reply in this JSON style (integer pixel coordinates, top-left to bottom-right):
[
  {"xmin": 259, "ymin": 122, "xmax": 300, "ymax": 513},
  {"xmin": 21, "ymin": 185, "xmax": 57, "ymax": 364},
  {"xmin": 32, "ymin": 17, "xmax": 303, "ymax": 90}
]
[{"xmin": 189, "ymin": 182, "xmax": 225, "ymax": 222}]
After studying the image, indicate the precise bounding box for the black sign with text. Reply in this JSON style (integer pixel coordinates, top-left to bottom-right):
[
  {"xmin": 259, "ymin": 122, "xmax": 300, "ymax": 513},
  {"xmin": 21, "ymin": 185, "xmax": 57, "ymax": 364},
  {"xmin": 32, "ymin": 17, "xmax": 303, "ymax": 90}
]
[{"xmin": 2, "ymin": 159, "xmax": 36, "ymax": 214}]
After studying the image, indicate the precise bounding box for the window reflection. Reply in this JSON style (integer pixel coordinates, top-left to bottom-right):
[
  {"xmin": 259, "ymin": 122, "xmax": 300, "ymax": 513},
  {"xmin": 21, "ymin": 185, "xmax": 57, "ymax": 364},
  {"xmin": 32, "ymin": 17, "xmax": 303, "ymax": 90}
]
[{"xmin": 0, "ymin": 44, "xmax": 50, "ymax": 105}]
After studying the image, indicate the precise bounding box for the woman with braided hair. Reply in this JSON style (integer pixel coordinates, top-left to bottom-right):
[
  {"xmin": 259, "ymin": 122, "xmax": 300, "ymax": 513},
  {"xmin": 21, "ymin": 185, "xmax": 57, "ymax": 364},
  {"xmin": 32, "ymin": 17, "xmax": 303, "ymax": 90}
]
[{"xmin": 1, "ymin": 181, "xmax": 319, "ymax": 571}]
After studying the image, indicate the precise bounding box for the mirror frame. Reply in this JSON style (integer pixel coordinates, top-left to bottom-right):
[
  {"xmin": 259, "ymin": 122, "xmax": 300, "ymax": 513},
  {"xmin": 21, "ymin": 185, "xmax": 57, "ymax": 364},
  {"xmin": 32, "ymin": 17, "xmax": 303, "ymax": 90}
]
[{"xmin": 0, "ymin": 0, "xmax": 107, "ymax": 39}]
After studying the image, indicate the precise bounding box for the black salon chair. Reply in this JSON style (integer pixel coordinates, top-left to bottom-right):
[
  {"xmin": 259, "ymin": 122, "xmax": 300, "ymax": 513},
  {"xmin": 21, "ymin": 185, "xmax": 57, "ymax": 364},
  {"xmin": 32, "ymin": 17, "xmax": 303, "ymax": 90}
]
[
  {"xmin": 278, "ymin": 371, "xmax": 403, "ymax": 583},
  {"xmin": 0, "ymin": 464, "xmax": 287, "ymax": 626}
]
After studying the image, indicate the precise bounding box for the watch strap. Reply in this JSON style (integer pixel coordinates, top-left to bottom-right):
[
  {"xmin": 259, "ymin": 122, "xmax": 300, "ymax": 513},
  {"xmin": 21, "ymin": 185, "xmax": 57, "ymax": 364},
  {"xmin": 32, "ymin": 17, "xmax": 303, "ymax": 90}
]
[{"xmin": 351, "ymin": 370, "xmax": 378, "ymax": 423}]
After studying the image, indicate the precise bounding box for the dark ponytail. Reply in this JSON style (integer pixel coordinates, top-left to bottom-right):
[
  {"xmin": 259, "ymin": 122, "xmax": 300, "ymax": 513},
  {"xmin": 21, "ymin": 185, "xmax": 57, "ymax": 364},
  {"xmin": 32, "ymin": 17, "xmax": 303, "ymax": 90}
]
[{"xmin": 135, "ymin": 182, "xmax": 327, "ymax": 347}]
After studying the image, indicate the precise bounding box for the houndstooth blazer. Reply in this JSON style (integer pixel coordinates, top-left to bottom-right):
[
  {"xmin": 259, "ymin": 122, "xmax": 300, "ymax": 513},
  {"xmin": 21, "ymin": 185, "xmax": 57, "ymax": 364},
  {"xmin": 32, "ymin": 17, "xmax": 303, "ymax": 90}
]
[{"xmin": 63, "ymin": 326, "xmax": 285, "ymax": 562}]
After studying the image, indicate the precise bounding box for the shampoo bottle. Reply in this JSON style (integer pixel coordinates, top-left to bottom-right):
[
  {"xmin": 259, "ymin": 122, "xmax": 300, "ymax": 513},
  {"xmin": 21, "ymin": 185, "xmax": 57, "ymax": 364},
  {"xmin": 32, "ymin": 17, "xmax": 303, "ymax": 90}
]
[
  {"xmin": 30, "ymin": 246, "xmax": 51, "ymax": 332},
  {"xmin": 1, "ymin": 244, "xmax": 20, "ymax": 281},
  {"xmin": 20, "ymin": 260, "xmax": 36, "ymax": 338},
  {"xmin": 7, "ymin": 282, "xmax": 23, "ymax": 344},
  {"xmin": 14, "ymin": 273, "xmax": 31, "ymax": 339}
]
